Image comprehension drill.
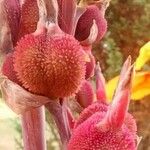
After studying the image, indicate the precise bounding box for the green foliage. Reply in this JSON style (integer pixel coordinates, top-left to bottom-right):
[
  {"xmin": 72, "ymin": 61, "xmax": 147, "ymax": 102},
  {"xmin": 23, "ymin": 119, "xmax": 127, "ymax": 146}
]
[
  {"xmin": 9, "ymin": 119, "xmax": 23, "ymax": 150},
  {"xmin": 106, "ymin": 0, "xmax": 150, "ymax": 51},
  {"xmin": 103, "ymin": 34, "xmax": 123, "ymax": 79},
  {"xmin": 100, "ymin": 0, "xmax": 150, "ymax": 79}
]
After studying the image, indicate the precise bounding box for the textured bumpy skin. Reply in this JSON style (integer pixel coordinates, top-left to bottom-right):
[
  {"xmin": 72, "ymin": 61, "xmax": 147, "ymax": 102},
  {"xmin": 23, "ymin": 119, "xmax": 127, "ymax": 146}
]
[
  {"xmin": 75, "ymin": 5, "xmax": 107, "ymax": 42},
  {"xmin": 2, "ymin": 53, "xmax": 20, "ymax": 84},
  {"xmin": 68, "ymin": 57, "xmax": 137, "ymax": 150},
  {"xmin": 68, "ymin": 111, "xmax": 137, "ymax": 150},
  {"xmin": 18, "ymin": 0, "xmax": 39, "ymax": 38},
  {"xmin": 74, "ymin": 102, "xmax": 137, "ymax": 134},
  {"xmin": 76, "ymin": 80, "xmax": 95, "ymax": 108},
  {"xmin": 75, "ymin": 102, "xmax": 108, "ymax": 128},
  {"xmin": 14, "ymin": 33, "xmax": 86, "ymax": 99}
]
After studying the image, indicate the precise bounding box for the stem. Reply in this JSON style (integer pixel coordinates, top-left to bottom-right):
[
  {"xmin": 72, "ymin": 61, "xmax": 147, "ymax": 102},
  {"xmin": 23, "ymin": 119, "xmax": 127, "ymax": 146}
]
[
  {"xmin": 21, "ymin": 106, "xmax": 46, "ymax": 150},
  {"xmin": 46, "ymin": 100, "xmax": 71, "ymax": 149}
]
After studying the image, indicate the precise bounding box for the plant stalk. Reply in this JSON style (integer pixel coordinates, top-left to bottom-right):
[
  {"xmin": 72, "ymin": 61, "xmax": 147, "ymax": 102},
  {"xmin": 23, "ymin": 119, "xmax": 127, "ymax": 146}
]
[
  {"xmin": 46, "ymin": 100, "xmax": 71, "ymax": 149},
  {"xmin": 21, "ymin": 106, "xmax": 46, "ymax": 150}
]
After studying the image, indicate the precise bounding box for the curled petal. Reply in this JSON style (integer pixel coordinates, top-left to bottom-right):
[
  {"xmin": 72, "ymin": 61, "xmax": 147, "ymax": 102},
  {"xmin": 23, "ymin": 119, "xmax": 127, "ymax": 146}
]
[
  {"xmin": 0, "ymin": 78, "xmax": 50, "ymax": 114},
  {"xmin": 75, "ymin": 4, "xmax": 107, "ymax": 42},
  {"xmin": 80, "ymin": 20, "xmax": 98, "ymax": 46}
]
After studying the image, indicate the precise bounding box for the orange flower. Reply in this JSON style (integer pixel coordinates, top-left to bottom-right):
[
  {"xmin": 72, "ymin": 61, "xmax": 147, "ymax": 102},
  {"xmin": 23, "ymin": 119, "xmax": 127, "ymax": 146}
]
[{"xmin": 106, "ymin": 71, "xmax": 150, "ymax": 100}]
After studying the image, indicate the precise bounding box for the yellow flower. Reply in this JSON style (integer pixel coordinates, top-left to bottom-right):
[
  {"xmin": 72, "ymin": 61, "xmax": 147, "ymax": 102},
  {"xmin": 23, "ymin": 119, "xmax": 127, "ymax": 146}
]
[
  {"xmin": 135, "ymin": 41, "xmax": 150, "ymax": 70},
  {"xmin": 106, "ymin": 72, "xmax": 150, "ymax": 100},
  {"xmin": 106, "ymin": 42, "xmax": 150, "ymax": 101}
]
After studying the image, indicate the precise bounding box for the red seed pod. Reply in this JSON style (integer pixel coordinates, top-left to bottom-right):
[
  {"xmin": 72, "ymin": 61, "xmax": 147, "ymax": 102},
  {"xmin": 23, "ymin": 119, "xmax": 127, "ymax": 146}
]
[
  {"xmin": 75, "ymin": 5, "xmax": 107, "ymax": 42},
  {"xmin": 18, "ymin": 0, "xmax": 39, "ymax": 38},
  {"xmin": 68, "ymin": 57, "xmax": 138, "ymax": 150},
  {"xmin": 74, "ymin": 102, "xmax": 108, "ymax": 128},
  {"xmin": 14, "ymin": 33, "xmax": 86, "ymax": 99},
  {"xmin": 68, "ymin": 111, "xmax": 137, "ymax": 150}
]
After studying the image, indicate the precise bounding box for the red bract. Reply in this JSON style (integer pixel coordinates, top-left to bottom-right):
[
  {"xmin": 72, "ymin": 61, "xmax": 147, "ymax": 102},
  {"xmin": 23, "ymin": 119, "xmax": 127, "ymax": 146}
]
[{"xmin": 68, "ymin": 57, "xmax": 138, "ymax": 150}]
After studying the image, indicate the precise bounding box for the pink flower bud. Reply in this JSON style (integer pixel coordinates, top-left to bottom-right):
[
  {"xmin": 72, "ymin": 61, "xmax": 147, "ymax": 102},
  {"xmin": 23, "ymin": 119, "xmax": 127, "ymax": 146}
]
[{"xmin": 75, "ymin": 5, "xmax": 107, "ymax": 42}]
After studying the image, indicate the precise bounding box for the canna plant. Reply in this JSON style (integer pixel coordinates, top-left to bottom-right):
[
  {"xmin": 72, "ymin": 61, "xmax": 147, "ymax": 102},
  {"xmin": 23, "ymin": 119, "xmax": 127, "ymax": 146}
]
[
  {"xmin": 68, "ymin": 57, "xmax": 140, "ymax": 150},
  {"xmin": 0, "ymin": 0, "xmax": 140, "ymax": 150}
]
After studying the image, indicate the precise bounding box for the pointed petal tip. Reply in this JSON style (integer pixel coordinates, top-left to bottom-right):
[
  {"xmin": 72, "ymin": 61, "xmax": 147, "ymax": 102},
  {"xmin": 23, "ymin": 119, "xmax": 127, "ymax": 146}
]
[
  {"xmin": 124, "ymin": 55, "xmax": 132, "ymax": 68},
  {"xmin": 97, "ymin": 60, "xmax": 134, "ymax": 129},
  {"xmin": 95, "ymin": 62, "xmax": 107, "ymax": 103},
  {"xmin": 123, "ymin": 64, "xmax": 134, "ymax": 90},
  {"xmin": 95, "ymin": 61, "xmax": 102, "ymax": 74}
]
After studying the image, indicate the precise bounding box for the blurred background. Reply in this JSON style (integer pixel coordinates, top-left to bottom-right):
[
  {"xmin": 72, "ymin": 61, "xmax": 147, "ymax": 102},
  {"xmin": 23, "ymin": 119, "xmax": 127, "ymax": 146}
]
[{"xmin": 0, "ymin": 0, "xmax": 150, "ymax": 149}]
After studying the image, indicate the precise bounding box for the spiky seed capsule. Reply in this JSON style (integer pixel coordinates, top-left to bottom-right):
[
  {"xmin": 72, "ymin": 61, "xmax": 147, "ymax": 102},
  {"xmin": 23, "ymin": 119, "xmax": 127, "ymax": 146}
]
[
  {"xmin": 68, "ymin": 102, "xmax": 137, "ymax": 150},
  {"xmin": 75, "ymin": 5, "xmax": 107, "ymax": 42},
  {"xmin": 68, "ymin": 112, "xmax": 137, "ymax": 150},
  {"xmin": 75, "ymin": 102, "xmax": 108, "ymax": 128},
  {"xmin": 14, "ymin": 34, "xmax": 86, "ymax": 99}
]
